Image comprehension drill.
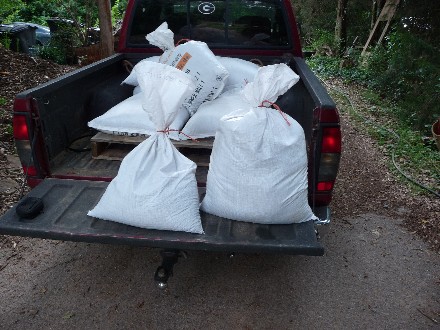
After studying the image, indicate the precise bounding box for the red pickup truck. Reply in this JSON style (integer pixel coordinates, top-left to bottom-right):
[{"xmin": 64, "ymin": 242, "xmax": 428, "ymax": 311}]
[{"xmin": 0, "ymin": 0, "xmax": 341, "ymax": 286}]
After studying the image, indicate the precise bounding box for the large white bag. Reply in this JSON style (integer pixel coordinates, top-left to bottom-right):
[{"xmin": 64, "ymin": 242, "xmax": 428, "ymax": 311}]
[
  {"xmin": 126, "ymin": 56, "xmax": 258, "ymax": 95},
  {"xmin": 181, "ymin": 89, "xmax": 249, "ymax": 139},
  {"xmin": 88, "ymin": 61, "xmax": 203, "ymax": 234},
  {"xmin": 146, "ymin": 22, "xmax": 229, "ymax": 116},
  {"xmin": 180, "ymin": 58, "xmax": 259, "ymax": 139},
  {"xmin": 87, "ymin": 93, "xmax": 190, "ymax": 139},
  {"xmin": 216, "ymin": 56, "xmax": 259, "ymax": 92},
  {"xmin": 121, "ymin": 56, "xmax": 160, "ymax": 87},
  {"xmin": 88, "ymin": 93, "xmax": 154, "ymax": 136},
  {"xmin": 201, "ymin": 64, "xmax": 316, "ymax": 224}
]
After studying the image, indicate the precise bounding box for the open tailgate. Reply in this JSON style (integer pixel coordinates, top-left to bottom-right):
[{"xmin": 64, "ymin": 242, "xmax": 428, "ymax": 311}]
[{"xmin": 0, "ymin": 178, "xmax": 324, "ymax": 256}]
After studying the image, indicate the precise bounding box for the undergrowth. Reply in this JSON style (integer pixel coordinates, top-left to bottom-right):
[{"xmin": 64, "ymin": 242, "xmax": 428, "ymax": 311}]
[
  {"xmin": 307, "ymin": 28, "xmax": 440, "ymax": 135},
  {"xmin": 305, "ymin": 27, "xmax": 439, "ymax": 196},
  {"xmin": 322, "ymin": 77, "xmax": 440, "ymax": 196}
]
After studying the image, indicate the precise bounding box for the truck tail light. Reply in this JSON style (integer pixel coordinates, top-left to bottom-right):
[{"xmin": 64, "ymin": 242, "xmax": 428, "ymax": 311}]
[
  {"xmin": 13, "ymin": 107, "xmax": 40, "ymax": 187},
  {"xmin": 315, "ymin": 122, "xmax": 341, "ymax": 205},
  {"xmin": 321, "ymin": 127, "xmax": 341, "ymax": 153},
  {"xmin": 317, "ymin": 181, "xmax": 334, "ymax": 191},
  {"xmin": 13, "ymin": 115, "xmax": 30, "ymax": 140}
]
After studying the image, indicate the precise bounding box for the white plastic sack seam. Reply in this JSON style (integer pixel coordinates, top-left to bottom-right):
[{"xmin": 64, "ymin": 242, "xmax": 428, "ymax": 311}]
[
  {"xmin": 200, "ymin": 64, "xmax": 316, "ymax": 224},
  {"xmin": 88, "ymin": 61, "xmax": 203, "ymax": 234}
]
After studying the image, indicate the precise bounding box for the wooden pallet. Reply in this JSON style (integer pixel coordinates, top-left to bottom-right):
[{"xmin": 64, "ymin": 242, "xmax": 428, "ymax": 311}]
[{"xmin": 90, "ymin": 132, "xmax": 214, "ymax": 166}]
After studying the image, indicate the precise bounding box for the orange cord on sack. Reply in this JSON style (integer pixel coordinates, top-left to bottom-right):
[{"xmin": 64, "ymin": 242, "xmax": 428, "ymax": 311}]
[
  {"xmin": 259, "ymin": 100, "xmax": 291, "ymax": 126},
  {"xmin": 176, "ymin": 38, "xmax": 191, "ymax": 46},
  {"xmin": 157, "ymin": 128, "xmax": 199, "ymax": 142}
]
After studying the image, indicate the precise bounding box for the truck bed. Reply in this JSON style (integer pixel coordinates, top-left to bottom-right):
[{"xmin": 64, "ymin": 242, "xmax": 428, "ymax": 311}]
[
  {"xmin": 0, "ymin": 178, "xmax": 325, "ymax": 256},
  {"xmin": 4, "ymin": 54, "xmax": 335, "ymax": 256}
]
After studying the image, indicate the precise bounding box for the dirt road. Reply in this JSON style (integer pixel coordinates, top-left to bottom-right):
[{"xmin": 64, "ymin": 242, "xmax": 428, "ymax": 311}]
[
  {"xmin": 0, "ymin": 216, "xmax": 438, "ymax": 329},
  {"xmin": 1, "ymin": 108, "xmax": 439, "ymax": 329}
]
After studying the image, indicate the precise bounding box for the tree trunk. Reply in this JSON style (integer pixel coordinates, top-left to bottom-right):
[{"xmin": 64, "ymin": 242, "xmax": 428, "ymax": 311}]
[
  {"xmin": 96, "ymin": 0, "xmax": 114, "ymax": 58},
  {"xmin": 335, "ymin": 0, "xmax": 349, "ymax": 56}
]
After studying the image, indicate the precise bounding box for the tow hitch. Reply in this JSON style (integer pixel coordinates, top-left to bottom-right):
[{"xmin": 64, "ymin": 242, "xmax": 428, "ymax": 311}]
[{"xmin": 154, "ymin": 250, "xmax": 186, "ymax": 289}]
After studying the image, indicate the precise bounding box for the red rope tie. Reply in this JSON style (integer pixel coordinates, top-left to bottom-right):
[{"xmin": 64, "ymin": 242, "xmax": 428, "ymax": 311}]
[
  {"xmin": 157, "ymin": 128, "xmax": 199, "ymax": 142},
  {"xmin": 259, "ymin": 100, "xmax": 291, "ymax": 126}
]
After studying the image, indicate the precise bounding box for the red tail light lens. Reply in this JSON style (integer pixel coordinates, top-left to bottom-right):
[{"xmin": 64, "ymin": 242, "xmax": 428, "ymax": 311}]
[
  {"xmin": 22, "ymin": 165, "xmax": 38, "ymax": 177},
  {"xmin": 321, "ymin": 127, "xmax": 341, "ymax": 153},
  {"xmin": 317, "ymin": 181, "xmax": 334, "ymax": 191},
  {"xmin": 13, "ymin": 115, "xmax": 29, "ymax": 140}
]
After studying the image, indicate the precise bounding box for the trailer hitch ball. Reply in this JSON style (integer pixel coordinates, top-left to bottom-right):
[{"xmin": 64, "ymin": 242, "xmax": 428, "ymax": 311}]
[
  {"xmin": 154, "ymin": 250, "xmax": 182, "ymax": 289},
  {"xmin": 155, "ymin": 266, "xmax": 169, "ymax": 289},
  {"xmin": 157, "ymin": 281, "xmax": 168, "ymax": 290}
]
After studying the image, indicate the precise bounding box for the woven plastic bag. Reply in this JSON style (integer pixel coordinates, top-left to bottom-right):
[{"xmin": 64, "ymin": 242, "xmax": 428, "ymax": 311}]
[
  {"xmin": 88, "ymin": 61, "xmax": 203, "ymax": 234},
  {"xmin": 201, "ymin": 64, "xmax": 316, "ymax": 224},
  {"xmin": 216, "ymin": 56, "xmax": 259, "ymax": 92},
  {"xmin": 146, "ymin": 22, "xmax": 229, "ymax": 116},
  {"xmin": 88, "ymin": 93, "xmax": 155, "ymax": 136},
  {"xmin": 181, "ymin": 89, "xmax": 249, "ymax": 139},
  {"xmin": 87, "ymin": 92, "xmax": 190, "ymax": 139}
]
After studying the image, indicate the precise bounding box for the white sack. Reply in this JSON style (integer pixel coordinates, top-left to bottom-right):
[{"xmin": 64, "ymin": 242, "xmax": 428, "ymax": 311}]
[
  {"xmin": 200, "ymin": 64, "xmax": 316, "ymax": 224},
  {"xmin": 217, "ymin": 57, "xmax": 259, "ymax": 92},
  {"xmin": 87, "ymin": 93, "xmax": 189, "ymax": 139},
  {"xmin": 88, "ymin": 93, "xmax": 154, "ymax": 136},
  {"xmin": 145, "ymin": 22, "xmax": 175, "ymax": 52},
  {"xmin": 88, "ymin": 61, "xmax": 203, "ymax": 234},
  {"xmin": 127, "ymin": 56, "xmax": 258, "ymax": 94},
  {"xmin": 181, "ymin": 89, "xmax": 249, "ymax": 139},
  {"xmin": 242, "ymin": 63, "xmax": 300, "ymax": 106},
  {"xmin": 122, "ymin": 56, "xmax": 160, "ymax": 86},
  {"xmin": 133, "ymin": 85, "xmax": 141, "ymax": 95},
  {"xmin": 147, "ymin": 22, "xmax": 229, "ymax": 116}
]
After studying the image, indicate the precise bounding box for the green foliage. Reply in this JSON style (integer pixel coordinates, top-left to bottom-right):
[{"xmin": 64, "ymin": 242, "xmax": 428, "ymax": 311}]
[
  {"xmin": 363, "ymin": 29, "xmax": 440, "ymax": 132},
  {"xmin": 307, "ymin": 56, "xmax": 339, "ymax": 76},
  {"xmin": 307, "ymin": 29, "xmax": 336, "ymax": 54},
  {"xmin": 6, "ymin": 123, "xmax": 13, "ymax": 136},
  {"xmin": 0, "ymin": 33, "xmax": 11, "ymax": 49},
  {"xmin": 294, "ymin": 0, "xmax": 371, "ymax": 50},
  {"xmin": 0, "ymin": 0, "xmax": 24, "ymax": 23},
  {"xmin": 111, "ymin": 0, "xmax": 128, "ymax": 25},
  {"xmin": 37, "ymin": 44, "xmax": 66, "ymax": 64},
  {"xmin": 307, "ymin": 28, "xmax": 440, "ymax": 134},
  {"xmin": 10, "ymin": 0, "xmax": 59, "ymax": 25},
  {"xmin": 329, "ymin": 85, "xmax": 440, "ymax": 195},
  {"xmin": 0, "ymin": 97, "xmax": 7, "ymax": 106}
]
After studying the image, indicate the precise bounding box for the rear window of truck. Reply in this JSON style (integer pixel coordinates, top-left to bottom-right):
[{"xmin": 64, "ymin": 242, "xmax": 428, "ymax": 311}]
[{"xmin": 127, "ymin": 0, "xmax": 291, "ymax": 49}]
